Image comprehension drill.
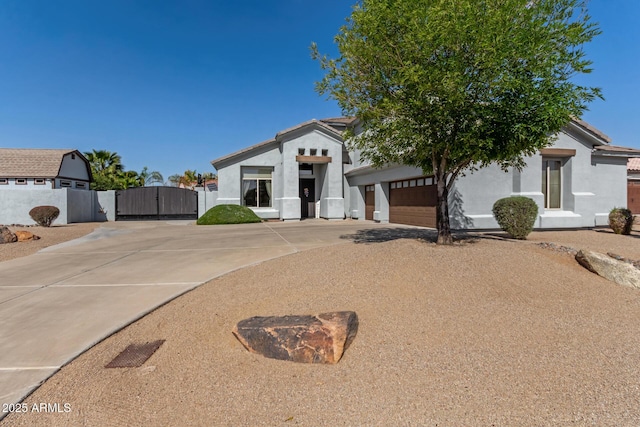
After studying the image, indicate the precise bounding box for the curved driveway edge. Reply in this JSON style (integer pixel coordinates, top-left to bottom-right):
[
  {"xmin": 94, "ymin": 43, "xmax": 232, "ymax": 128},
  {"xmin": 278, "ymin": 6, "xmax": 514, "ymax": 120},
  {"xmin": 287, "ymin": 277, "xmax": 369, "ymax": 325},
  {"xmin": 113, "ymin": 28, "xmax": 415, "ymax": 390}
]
[{"xmin": 0, "ymin": 219, "xmax": 405, "ymax": 416}]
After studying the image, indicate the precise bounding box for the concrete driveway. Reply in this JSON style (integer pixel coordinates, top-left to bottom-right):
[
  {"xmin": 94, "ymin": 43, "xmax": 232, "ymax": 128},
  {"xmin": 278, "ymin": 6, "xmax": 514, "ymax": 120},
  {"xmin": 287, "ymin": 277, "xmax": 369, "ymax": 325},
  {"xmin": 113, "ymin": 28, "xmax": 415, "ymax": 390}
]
[{"xmin": 0, "ymin": 219, "xmax": 415, "ymax": 414}]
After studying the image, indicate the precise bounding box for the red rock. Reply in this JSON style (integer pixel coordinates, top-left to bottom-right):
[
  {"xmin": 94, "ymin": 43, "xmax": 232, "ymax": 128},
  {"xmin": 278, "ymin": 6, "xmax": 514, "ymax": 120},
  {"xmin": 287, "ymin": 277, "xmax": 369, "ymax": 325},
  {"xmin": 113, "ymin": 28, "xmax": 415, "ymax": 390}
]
[
  {"xmin": 232, "ymin": 311, "xmax": 358, "ymax": 364},
  {"xmin": 15, "ymin": 231, "xmax": 40, "ymax": 241}
]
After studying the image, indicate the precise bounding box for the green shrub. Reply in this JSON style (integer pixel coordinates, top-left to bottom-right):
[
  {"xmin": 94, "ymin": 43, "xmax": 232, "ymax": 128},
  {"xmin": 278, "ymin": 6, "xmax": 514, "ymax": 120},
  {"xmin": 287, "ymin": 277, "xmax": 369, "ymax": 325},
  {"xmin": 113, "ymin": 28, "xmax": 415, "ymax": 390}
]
[
  {"xmin": 197, "ymin": 204, "xmax": 262, "ymax": 225},
  {"xmin": 608, "ymin": 207, "xmax": 634, "ymax": 235},
  {"xmin": 29, "ymin": 205, "xmax": 60, "ymax": 227},
  {"xmin": 492, "ymin": 196, "xmax": 538, "ymax": 239}
]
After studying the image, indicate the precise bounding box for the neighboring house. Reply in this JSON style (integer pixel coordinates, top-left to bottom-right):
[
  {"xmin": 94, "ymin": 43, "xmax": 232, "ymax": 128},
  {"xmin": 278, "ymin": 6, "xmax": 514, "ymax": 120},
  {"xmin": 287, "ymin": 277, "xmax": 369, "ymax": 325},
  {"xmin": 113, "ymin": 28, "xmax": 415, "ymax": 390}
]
[
  {"xmin": 628, "ymin": 158, "xmax": 640, "ymax": 214},
  {"xmin": 0, "ymin": 148, "xmax": 92, "ymax": 190},
  {"xmin": 212, "ymin": 117, "xmax": 640, "ymax": 229}
]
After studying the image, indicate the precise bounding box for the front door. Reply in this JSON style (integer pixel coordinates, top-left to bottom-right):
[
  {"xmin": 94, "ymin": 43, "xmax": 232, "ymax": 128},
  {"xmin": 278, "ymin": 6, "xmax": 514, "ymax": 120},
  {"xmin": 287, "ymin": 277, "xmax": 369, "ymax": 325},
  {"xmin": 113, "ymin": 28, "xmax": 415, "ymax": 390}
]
[{"xmin": 299, "ymin": 178, "xmax": 315, "ymax": 218}]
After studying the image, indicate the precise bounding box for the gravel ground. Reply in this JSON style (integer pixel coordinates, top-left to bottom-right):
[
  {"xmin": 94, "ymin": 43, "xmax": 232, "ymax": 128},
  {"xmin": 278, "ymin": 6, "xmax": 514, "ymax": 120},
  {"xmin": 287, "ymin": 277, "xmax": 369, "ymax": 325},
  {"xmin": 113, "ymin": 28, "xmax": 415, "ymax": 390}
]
[
  {"xmin": 0, "ymin": 223, "xmax": 101, "ymax": 263},
  {"xmin": 3, "ymin": 225, "xmax": 640, "ymax": 426}
]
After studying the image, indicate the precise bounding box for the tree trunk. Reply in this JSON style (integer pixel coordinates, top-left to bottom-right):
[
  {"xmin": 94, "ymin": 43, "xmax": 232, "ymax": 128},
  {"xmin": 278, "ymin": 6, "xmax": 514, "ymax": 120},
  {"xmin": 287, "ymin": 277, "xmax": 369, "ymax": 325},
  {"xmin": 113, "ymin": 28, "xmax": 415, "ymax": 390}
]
[{"xmin": 436, "ymin": 174, "xmax": 453, "ymax": 245}]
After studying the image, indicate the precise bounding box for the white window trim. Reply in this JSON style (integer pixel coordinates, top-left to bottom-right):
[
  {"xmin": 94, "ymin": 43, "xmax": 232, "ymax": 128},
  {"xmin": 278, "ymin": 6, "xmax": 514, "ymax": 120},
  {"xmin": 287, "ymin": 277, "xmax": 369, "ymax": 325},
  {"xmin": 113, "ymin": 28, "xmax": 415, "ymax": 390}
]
[
  {"xmin": 241, "ymin": 167, "xmax": 273, "ymax": 208},
  {"xmin": 542, "ymin": 158, "xmax": 563, "ymax": 210}
]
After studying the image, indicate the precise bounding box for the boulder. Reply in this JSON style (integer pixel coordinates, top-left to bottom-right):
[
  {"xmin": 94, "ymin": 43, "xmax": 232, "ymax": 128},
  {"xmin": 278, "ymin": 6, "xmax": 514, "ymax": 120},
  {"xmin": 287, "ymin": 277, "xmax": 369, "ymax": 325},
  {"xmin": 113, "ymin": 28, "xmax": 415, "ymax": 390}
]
[
  {"xmin": 233, "ymin": 311, "xmax": 358, "ymax": 364},
  {"xmin": 15, "ymin": 231, "xmax": 41, "ymax": 242},
  {"xmin": 575, "ymin": 250, "xmax": 640, "ymax": 289},
  {"xmin": 0, "ymin": 226, "xmax": 17, "ymax": 244}
]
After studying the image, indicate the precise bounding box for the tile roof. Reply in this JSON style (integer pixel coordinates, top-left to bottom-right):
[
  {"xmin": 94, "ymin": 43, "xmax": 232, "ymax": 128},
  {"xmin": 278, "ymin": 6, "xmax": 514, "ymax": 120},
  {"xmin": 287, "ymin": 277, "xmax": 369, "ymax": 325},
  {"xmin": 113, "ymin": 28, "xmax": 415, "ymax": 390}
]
[
  {"xmin": 593, "ymin": 145, "xmax": 640, "ymax": 155},
  {"xmin": 570, "ymin": 117, "xmax": 612, "ymax": 143},
  {"xmin": 628, "ymin": 158, "xmax": 640, "ymax": 171},
  {"xmin": 0, "ymin": 148, "xmax": 81, "ymax": 178}
]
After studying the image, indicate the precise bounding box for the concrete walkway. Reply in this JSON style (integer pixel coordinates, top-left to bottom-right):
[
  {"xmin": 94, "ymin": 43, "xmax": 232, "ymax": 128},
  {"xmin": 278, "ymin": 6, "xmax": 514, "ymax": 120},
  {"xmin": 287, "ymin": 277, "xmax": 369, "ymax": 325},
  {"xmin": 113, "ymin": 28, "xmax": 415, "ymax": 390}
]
[{"xmin": 0, "ymin": 219, "xmax": 408, "ymax": 414}]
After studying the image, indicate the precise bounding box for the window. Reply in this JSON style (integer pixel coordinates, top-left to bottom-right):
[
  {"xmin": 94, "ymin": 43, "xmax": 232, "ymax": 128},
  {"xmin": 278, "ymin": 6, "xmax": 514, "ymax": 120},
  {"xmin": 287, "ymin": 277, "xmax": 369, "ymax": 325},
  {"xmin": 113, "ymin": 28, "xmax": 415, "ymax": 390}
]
[
  {"xmin": 60, "ymin": 180, "xmax": 72, "ymax": 188},
  {"xmin": 242, "ymin": 167, "xmax": 272, "ymax": 208},
  {"xmin": 298, "ymin": 148, "xmax": 305, "ymax": 155},
  {"xmin": 321, "ymin": 149, "xmax": 328, "ymax": 157},
  {"xmin": 35, "ymin": 178, "xmax": 45, "ymax": 185},
  {"xmin": 542, "ymin": 159, "xmax": 562, "ymax": 209},
  {"xmin": 0, "ymin": 178, "xmax": 7, "ymax": 185},
  {"xmin": 76, "ymin": 182, "xmax": 86, "ymax": 189},
  {"xmin": 310, "ymin": 149, "xmax": 317, "ymax": 156},
  {"xmin": 16, "ymin": 178, "xmax": 27, "ymax": 185}
]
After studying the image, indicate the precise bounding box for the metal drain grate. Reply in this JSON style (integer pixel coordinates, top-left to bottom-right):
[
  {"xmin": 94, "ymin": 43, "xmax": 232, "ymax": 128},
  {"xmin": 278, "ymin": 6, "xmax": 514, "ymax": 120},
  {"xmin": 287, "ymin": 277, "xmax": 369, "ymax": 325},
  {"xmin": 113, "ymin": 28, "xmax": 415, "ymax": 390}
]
[{"xmin": 105, "ymin": 340, "xmax": 165, "ymax": 368}]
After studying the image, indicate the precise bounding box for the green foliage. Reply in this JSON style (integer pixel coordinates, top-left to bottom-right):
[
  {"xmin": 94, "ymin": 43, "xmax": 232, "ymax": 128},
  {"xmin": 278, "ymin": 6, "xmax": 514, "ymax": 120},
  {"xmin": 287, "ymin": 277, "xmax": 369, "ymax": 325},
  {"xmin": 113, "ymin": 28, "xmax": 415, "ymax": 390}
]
[
  {"xmin": 196, "ymin": 205, "xmax": 262, "ymax": 225},
  {"xmin": 313, "ymin": 0, "xmax": 601, "ymax": 243},
  {"xmin": 84, "ymin": 150, "xmax": 162, "ymax": 190},
  {"xmin": 29, "ymin": 205, "xmax": 60, "ymax": 227},
  {"xmin": 608, "ymin": 207, "xmax": 634, "ymax": 235},
  {"xmin": 492, "ymin": 197, "xmax": 538, "ymax": 239}
]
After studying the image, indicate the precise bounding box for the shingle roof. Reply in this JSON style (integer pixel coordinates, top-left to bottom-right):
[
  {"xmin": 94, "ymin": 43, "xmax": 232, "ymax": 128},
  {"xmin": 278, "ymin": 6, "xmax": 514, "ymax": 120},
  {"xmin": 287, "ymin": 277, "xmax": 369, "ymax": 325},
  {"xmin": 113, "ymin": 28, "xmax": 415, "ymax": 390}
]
[
  {"xmin": 0, "ymin": 148, "xmax": 80, "ymax": 178},
  {"xmin": 628, "ymin": 158, "xmax": 640, "ymax": 172}
]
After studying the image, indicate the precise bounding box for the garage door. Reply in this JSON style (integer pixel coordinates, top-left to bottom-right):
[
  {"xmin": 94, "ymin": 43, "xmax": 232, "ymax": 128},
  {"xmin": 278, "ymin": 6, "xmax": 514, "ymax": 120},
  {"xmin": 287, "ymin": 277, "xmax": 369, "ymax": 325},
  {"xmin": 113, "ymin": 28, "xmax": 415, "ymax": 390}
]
[
  {"xmin": 389, "ymin": 177, "xmax": 437, "ymax": 228},
  {"xmin": 365, "ymin": 185, "xmax": 375, "ymax": 220},
  {"xmin": 629, "ymin": 181, "xmax": 640, "ymax": 214}
]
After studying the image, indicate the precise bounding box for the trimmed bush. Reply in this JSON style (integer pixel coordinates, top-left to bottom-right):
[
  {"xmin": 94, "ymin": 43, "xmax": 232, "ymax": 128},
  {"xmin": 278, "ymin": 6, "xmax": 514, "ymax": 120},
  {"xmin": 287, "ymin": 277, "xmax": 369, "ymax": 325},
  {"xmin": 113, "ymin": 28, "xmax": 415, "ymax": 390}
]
[
  {"xmin": 29, "ymin": 205, "xmax": 60, "ymax": 227},
  {"xmin": 608, "ymin": 207, "xmax": 634, "ymax": 235},
  {"xmin": 197, "ymin": 204, "xmax": 262, "ymax": 225},
  {"xmin": 492, "ymin": 196, "xmax": 538, "ymax": 240}
]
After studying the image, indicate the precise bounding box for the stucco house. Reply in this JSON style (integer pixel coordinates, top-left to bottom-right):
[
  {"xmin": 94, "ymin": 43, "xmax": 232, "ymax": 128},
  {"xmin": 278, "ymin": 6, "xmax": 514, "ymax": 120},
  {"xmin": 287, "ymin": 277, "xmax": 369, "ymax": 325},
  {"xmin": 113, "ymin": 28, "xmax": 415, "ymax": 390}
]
[
  {"xmin": 212, "ymin": 117, "xmax": 640, "ymax": 229},
  {"xmin": 0, "ymin": 148, "xmax": 92, "ymax": 190},
  {"xmin": 628, "ymin": 158, "xmax": 640, "ymax": 214}
]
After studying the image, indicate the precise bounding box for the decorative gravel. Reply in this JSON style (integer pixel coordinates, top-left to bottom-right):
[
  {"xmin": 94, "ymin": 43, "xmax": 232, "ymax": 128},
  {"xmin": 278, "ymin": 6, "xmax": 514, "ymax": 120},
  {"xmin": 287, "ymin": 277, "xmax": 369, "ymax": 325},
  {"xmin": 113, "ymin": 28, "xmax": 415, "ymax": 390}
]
[{"xmin": 4, "ymin": 227, "xmax": 640, "ymax": 426}]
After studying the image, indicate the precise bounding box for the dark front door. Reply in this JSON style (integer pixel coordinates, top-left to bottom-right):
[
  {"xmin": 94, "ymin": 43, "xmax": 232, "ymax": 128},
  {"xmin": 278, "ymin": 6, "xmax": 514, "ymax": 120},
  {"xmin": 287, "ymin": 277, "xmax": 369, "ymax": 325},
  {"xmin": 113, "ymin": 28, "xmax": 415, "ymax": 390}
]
[
  {"xmin": 299, "ymin": 178, "xmax": 315, "ymax": 218},
  {"xmin": 116, "ymin": 186, "xmax": 198, "ymax": 220}
]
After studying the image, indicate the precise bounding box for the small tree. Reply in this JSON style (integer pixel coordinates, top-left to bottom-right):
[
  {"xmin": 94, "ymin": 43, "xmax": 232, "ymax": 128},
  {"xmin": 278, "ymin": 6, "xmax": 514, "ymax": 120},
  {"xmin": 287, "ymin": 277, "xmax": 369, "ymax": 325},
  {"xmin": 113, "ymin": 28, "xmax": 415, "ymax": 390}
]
[
  {"xmin": 29, "ymin": 206, "xmax": 60, "ymax": 227},
  {"xmin": 493, "ymin": 196, "xmax": 538, "ymax": 239},
  {"xmin": 608, "ymin": 207, "xmax": 634, "ymax": 235},
  {"xmin": 313, "ymin": 0, "xmax": 601, "ymax": 244}
]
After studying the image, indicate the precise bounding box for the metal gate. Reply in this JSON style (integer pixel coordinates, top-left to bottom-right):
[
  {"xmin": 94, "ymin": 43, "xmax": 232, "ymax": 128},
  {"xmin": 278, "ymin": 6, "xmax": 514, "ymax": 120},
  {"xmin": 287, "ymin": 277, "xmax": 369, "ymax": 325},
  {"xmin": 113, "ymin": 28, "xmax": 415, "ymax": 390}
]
[{"xmin": 115, "ymin": 186, "xmax": 198, "ymax": 220}]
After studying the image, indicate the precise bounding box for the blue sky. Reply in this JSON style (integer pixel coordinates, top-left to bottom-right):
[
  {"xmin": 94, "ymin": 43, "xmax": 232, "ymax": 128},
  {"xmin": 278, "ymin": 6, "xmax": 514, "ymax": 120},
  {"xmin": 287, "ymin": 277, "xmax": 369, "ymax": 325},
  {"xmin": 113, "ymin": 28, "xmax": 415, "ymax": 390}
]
[{"xmin": 0, "ymin": 0, "xmax": 637, "ymax": 182}]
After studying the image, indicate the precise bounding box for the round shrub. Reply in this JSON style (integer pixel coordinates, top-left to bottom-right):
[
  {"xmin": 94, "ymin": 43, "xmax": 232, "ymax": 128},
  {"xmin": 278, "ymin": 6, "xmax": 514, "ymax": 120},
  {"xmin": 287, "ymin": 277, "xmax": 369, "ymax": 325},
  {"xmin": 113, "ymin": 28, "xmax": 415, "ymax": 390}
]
[
  {"xmin": 197, "ymin": 204, "xmax": 262, "ymax": 225},
  {"xmin": 492, "ymin": 196, "xmax": 538, "ymax": 240},
  {"xmin": 29, "ymin": 205, "xmax": 60, "ymax": 227},
  {"xmin": 608, "ymin": 207, "xmax": 634, "ymax": 235}
]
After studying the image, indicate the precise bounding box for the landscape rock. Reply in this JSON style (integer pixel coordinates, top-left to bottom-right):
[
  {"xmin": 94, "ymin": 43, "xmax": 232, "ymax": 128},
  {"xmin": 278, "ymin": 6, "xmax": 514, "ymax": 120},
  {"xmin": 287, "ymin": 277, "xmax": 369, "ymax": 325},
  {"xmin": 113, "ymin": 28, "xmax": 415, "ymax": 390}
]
[
  {"xmin": 0, "ymin": 226, "xmax": 17, "ymax": 244},
  {"xmin": 232, "ymin": 311, "xmax": 358, "ymax": 364},
  {"xmin": 575, "ymin": 250, "xmax": 640, "ymax": 289},
  {"xmin": 15, "ymin": 231, "xmax": 41, "ymax": 242}
]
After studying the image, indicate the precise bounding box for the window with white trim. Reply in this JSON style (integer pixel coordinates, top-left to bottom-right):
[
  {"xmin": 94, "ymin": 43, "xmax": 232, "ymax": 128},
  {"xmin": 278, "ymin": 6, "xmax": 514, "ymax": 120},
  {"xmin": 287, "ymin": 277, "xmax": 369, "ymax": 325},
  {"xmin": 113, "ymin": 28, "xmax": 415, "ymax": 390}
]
[
  {"xmin": 0, "ymin": 178, "xmax": 7, "ymax": 185},
  {"xmin": 16, "ymin": 178, "xmax": 27, "ymax": 185},
  {"xmin": 34, "ymin": 178, "xmax": 45, "ymax": 185},
  {"xmin": 242, "ymin": 167, "xmax": 273, "ymax": 208},
  {"xmin": 542, "ymin": 159, "xmax": 562, "ymax": 209}
]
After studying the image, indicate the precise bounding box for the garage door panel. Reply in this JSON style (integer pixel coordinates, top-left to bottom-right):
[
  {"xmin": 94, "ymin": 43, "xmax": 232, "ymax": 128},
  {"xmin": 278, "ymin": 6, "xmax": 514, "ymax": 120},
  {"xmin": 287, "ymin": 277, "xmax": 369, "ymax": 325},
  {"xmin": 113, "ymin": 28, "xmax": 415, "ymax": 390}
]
[{"xmin": 389, "ymin": 180, "xmax": 437, "ymax": 228}]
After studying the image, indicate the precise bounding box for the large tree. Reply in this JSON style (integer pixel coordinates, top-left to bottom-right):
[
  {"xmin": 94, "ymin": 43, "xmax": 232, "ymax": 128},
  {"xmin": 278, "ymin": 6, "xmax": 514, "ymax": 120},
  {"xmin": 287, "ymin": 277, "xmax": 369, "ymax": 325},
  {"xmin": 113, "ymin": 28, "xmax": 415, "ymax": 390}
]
[{"xmin": 313, "ymin": 0, "xmax": 601, "ymax": 244}]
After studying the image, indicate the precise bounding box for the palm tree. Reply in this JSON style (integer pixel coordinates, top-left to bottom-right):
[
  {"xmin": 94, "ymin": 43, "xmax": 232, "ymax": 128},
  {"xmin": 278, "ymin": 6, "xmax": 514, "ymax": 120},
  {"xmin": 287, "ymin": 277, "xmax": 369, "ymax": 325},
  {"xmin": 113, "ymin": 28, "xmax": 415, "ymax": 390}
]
[
  {"xmin": 84, "ymin": 149, "xmax": 125, "ymax": 190},
  {"xmin": 84, "ymin": 149, "xmax": 123, "ymax": 174},
  {"xmin": 167, "ymin": 174, "xmax": 181, "ymax": 187},
  {"xmin": 139, "ymin": 166, "xmax": 164, "ymax": 186},
  {"xmin": 179, "ymin": 169, "xmax": 198, "ymax": 190},
  {"xmin": 202, "ymin": 172, "xmax": 217, "ymax": 181}
]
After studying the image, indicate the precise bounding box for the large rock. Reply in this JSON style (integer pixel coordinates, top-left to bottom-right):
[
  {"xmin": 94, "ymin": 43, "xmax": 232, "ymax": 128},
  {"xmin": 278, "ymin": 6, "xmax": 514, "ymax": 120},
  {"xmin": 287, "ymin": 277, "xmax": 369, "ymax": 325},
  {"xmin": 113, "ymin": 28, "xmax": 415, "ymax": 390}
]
[
  {"xmin": 0, "ymin": 226, "xmax": 17, "ymax": 244},
  {"xmin": 575, "ymin": 250, "xmax": 640, "ymax": 289},
  {"xmin": 233, "ymin": 311, "xmax": 358, "ymax": 364},
  {"xmin": 15, "ymin": 231, "xmax": 41, "ymax": 242}
]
